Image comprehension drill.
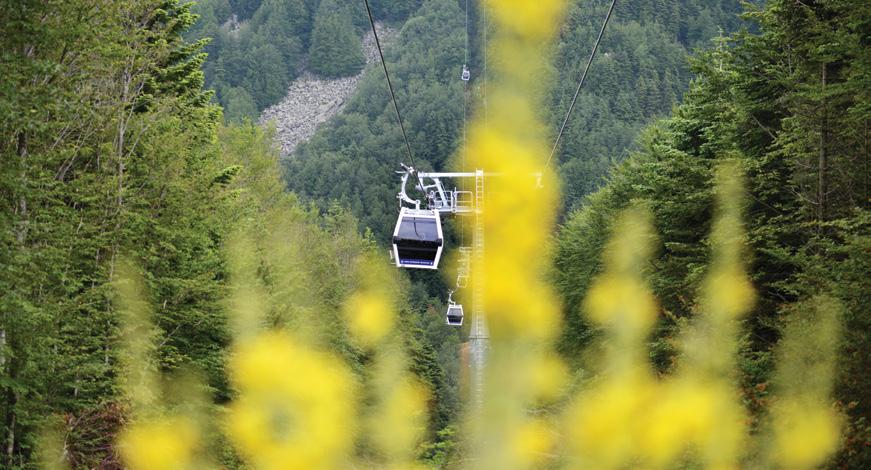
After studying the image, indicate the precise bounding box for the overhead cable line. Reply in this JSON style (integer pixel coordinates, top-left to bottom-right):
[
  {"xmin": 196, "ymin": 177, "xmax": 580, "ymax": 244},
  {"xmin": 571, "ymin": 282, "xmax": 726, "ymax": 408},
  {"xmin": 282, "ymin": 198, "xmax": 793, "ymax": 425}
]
[
  {"xmin": 545, "ymin": 0, "xmax": 617, "ymax": 170},
  {"xmin": 461, "ymin": 0, "xmax": 470, "ymax": 249},
  {"xmin": 464, "ymin": 0, "xmax": 470, "ymax": 64},
  {"xmin": 483, "ymin": 0, "xmax": 487, "ymax": 124},
  {"xmin": 363, "ymin": 0, "xmax": 416, "ymax": 168}
]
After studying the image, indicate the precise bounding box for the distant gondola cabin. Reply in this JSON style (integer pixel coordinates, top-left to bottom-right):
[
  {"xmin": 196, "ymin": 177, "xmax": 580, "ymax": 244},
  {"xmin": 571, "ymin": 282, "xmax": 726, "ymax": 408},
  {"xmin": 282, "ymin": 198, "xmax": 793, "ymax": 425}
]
[{"xmin": 446, "ymin": 304, "xmax": 464, "ymax": 326}]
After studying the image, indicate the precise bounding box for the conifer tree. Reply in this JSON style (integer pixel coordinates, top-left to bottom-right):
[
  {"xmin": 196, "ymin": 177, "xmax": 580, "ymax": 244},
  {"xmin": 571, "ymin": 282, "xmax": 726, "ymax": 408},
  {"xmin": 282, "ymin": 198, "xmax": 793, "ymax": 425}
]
[
  {"xmin": 0, "ymin": 0, "xmax": 230, "ymax": 463},
  {"xmin": 223, "ymin": 86, "xmax": 259, "ymax": 122},
  {"xmin": 308, "ymin": 0, "xmax": 365, "ymax": 78}
]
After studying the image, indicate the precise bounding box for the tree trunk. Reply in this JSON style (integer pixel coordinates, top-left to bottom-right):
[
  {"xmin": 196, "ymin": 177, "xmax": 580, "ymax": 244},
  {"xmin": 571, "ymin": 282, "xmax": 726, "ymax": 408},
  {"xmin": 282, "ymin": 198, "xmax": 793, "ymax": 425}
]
[
  {"xmin": 4, "ymin": 402, "xmax": 14, "ymax": 466},
  {"xmin": 5, "ymin": 129, "xmax": 28, "ymax": 466},
  {"xmin": 4, "ymin": 334, "xmax": 16, "ymax": 466},
  {"xmin": 16, "ymin": 132, "xmax": 28, "ymax": 243},
  {"xmin": 818, "ymin": 62, "xmax": 828, "ymax": 224}
]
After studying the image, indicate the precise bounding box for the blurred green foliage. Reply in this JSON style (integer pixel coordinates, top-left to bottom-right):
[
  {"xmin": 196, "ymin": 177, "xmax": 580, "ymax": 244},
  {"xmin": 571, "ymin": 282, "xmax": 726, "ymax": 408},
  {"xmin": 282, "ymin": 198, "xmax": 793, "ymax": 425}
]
[
  {"xmin": 553, "ymin": 1, "xmax": 870, "ymax": 466},
  {"xmin": 0, "ymin": 1, "xmax": 456, "ymax": 466}
]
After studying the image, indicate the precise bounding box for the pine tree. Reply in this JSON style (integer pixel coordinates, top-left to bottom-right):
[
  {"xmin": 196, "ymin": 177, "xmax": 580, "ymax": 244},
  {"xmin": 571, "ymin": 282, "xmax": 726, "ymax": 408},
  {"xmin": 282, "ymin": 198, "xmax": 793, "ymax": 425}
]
[
  {"xmin": 244, "ymin": 42, "xmax": 291, "ymax": 108},
  {"xmin": 0, "ymin": 0, "xmax": 231, "ymax": 463},
  {"xmin": 308, "ymin": 0, "xmax": 365, "ymax": 78},
  {"xmin": 223, "ymin": 86, "xmax": 259, "ymax": 122}
]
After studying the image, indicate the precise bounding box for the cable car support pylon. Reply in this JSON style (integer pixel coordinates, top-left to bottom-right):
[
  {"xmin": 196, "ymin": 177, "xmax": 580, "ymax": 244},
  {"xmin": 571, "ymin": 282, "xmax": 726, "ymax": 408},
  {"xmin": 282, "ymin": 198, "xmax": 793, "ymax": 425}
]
[
  {"xmin": 391, "ymin": 164, "xmax": 488, "ymax": 408},
  {"xmin": 470, "ymin": 169, "xmax": 487, "ymax": 410},
  {"xmin": 373, "ymin": 0, "xmax": 490, "ymax": 410}
]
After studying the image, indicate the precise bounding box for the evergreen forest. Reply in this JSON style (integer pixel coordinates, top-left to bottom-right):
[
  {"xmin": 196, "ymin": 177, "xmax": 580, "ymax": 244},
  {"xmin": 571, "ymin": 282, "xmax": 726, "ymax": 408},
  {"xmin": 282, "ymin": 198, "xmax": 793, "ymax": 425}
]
[{"xmin": 1, "ymin": 0, "xmax": 868, "ymax": 468}]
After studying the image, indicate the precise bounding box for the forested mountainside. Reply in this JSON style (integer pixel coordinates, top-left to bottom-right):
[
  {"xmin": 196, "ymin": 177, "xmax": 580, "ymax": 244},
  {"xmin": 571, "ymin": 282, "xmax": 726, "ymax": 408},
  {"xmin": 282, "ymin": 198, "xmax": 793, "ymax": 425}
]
[
  {"xmin": 549, "ymin": 0, "xmax": 748, "ymax": 211},
  {"xmin": 287, "ymin": 0, "xmax": 465, "ymax": 243},
  {"xmin": 279, "ymin": 0, "xmax": 752, "ymax": 244},
  {"xmin": 554, "ymin": 1, "xmax": 870, "ymax": 466},
  {"xmin": 186, "ymin": 0, "xmax": 421, "ymax": 119}
]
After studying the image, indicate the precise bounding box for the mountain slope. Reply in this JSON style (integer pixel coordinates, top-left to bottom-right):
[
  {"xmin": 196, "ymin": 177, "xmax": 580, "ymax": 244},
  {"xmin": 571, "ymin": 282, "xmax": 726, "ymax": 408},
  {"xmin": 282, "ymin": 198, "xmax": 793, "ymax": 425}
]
[{"xmin": 283, "ymin": 0, "xmax": 749, "ymax": 241}]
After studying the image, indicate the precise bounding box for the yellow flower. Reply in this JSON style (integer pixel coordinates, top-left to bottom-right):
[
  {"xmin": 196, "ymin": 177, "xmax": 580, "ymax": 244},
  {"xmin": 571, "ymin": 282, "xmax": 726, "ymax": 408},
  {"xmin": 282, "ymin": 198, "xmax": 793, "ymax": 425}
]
[
  {"xmin": 640, "ymin": 380, "xmax": 745, "ymax": 468},
  {"xmin": 640, "ymin": 382, "xmax": 708, "ymax": 466},
  {"xmin": 118, "ymin": 416, "xmax": 199, "ymax": 470},
  {"xmin": 513, "ymin": 419, "xmax": 555, "ymax": 466},
  {"xmin": 226, "ymin": 332, "xmax": 356, "ymax": 470},
  {"xmin": 370, "ymin": 378, "xmax": 429, "ymax": 461},
  {"xmin": 584, "ymin": 275, "xmax": 658, "ymax": 331},
  {"xmin": 772, "ymin": 401, "xmax": 840, "ymax": 469},
  {"xmin": 344, "ymin": 290, "xmax": 393, "ymax": 348},
  {"xmin": 461, "ymin": 3, "xmax": 568, "ymax": 468},
  {"xmin": 703, "ymin": 267, "xmax": 756, "ymax": 319},
  {"xmin": 485, "ymin": 0, "xmax": 566, "ymax": 39},
  {"xmin": 565, "ymin": 375, "xmax": 655, "ymax": 469},
  {"xmin": 528, "ymin": 354, "xmax": 568, "ymax": 401}
]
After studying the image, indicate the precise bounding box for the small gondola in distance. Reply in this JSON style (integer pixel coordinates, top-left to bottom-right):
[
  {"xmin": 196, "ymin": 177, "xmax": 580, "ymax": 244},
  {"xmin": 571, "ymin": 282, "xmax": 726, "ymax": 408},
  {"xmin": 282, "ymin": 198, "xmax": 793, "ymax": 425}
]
[{"xmin": 446, "ymin": 303, "xmax": 464, "ymax": 326}]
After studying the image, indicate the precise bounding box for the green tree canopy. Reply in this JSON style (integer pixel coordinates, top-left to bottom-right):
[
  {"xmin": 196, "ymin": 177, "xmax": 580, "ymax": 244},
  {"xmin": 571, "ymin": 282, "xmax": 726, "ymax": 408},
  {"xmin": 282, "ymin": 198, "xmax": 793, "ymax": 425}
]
[
  {"xmin": 553, "ymin": 2, "xmax": 870, "ymax": 466},
  {"xmin": 308, "ymin": 0, "xmax": 366, "ymax": 78},
  {"xmin": 222, "ymin": 86, "xmax": 259, "ymax": 122}
]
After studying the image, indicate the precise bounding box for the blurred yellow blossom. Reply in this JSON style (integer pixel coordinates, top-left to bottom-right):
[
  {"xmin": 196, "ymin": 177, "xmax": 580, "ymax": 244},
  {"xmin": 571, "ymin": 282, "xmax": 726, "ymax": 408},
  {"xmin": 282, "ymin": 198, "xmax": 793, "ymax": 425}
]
[
  {"xmin": 113, "ymin": 260, "xmax": 160, "ymax": 413},
  {"xmin": 345, "ymin": 251, "xmax": 400, "ymax": 349},
  {"xmin": 485, "ymin": 0, "xmax": 565, "ymax": 39},
  {"xmin": 584, "ymin": 275, "xmax": 658, "ymax": 330},
  {"xmin": 345, "ymin": 290, "xmax": 394, "ymax": 348},
  {"xmin": 113, "ymin": 262, "xmax": 206, "ymax": 470},
  {"xmin": 226, "ymin": 331, "xmax": 356, "ymax": 469},
  {"xmin": 703, "ymin": 268, "xmax": 756, "ymax": 319},
  {"xmin": 583, "ymin": 206, "xmax": 658, "ymax": 334},
  {"xmin": 528, "ymin": 353, "xmax": 568, "ymax": 401},
  {"xmin": 472, "ymin": 131, "xmax": 561, "ymax": 340},
  {"xmin": 656, "ymin": 162, "xmax": 751, "ymax": 467},
  {"xmin": 772, "ymin": 401, "xmax": 840, "ymax": 469},
  {"xmin": 369, "ymin": 374, "xmax": 430, "ymax": 463},
  {"xmin": 566, "ymin": 374, "xmax": 655, "ymax": 469},
  {"xmin": 641, "ymin": 379, "xmax": 746, "ymax": 469},
  {"xmin": 463, "ymin": 2, "xmax": 565, "ymax": 469},
  {"xmin": 512, "ymin": 419, "xmax": 555, "ymax": 466},
  {"xmin": 566, "ymin": 168, "xmax": 759, "ymax": 469},
  {"xmin": 118, "ymin": 416, "xmax": 199, "ymax": 470},
  {"xmin": 702, "ymin": 161, "xmax": 756, "ymax": 321},
  {"xmin": 766, "ymin": 295, "xmax": 843, "ymax": 468}
]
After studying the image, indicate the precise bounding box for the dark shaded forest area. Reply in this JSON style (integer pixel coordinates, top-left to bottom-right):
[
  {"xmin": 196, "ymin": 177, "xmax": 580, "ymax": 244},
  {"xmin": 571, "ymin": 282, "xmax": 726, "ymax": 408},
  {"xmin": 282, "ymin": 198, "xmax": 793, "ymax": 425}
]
[{"xmin": 553, "ymin": 3, "xmax": 870, "ymax": 467}]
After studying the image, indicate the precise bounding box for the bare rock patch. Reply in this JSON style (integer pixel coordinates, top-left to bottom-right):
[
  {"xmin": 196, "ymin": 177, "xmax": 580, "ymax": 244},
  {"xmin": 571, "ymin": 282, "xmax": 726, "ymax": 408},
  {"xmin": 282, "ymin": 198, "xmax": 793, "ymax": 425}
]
[{"xmin": 260, "ymin": 23, "xmax": 397, "ymax": 158}]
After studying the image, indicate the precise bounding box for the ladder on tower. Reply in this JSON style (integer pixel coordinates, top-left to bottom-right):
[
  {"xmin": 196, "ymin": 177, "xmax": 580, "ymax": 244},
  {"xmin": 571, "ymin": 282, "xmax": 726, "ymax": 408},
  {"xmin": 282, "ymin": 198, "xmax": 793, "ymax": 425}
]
[{"xmin": 469, "ymin": 169, "xmax": 487, "ymax": 409}]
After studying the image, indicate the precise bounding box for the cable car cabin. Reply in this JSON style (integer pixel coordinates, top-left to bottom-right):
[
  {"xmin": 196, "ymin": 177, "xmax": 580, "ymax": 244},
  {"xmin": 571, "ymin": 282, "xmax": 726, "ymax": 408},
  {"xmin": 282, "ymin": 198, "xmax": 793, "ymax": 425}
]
[
  {"xmin": 446, "ymin": 304, "xmax": 464, "ymax": 326},
  {"xmin": 461, "ymin": 65, "xmax": 471, "ymax": 81},
  {"xmin": 392, "ymin": 208, "xmax": 444, "ymax": 269}
]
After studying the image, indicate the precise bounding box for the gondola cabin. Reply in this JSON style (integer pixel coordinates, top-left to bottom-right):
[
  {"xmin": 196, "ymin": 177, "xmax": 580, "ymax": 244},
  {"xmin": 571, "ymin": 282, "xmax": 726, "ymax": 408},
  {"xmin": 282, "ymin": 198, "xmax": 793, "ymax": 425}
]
[
  {"xmin": 392, "ymin": 208, "xmax": 444, "ymax": 269},
  {"xmin": 446, "ymin": 303, "xmax": 464, "ymax": 326}
]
